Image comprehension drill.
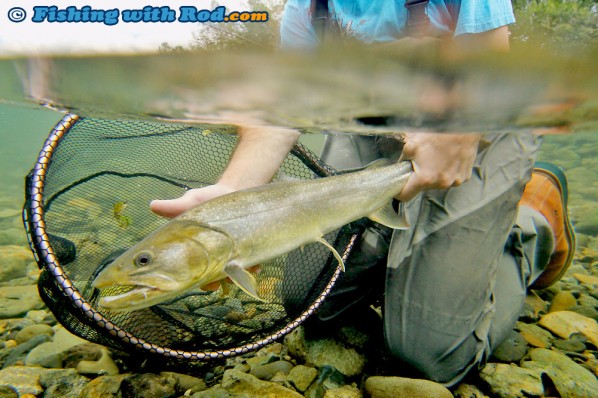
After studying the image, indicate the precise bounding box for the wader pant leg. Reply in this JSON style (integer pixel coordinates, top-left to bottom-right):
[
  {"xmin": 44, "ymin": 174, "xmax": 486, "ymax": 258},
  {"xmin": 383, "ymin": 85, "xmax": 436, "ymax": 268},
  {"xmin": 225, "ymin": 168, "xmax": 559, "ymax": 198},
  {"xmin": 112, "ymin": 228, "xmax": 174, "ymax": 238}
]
[
  {"xmin": 384, "ymin": 132, "xmax": 550, "ymax": 386},
  {"xmin": 314, "ymin": 133, "xmax": 391, "ymax": 321}
]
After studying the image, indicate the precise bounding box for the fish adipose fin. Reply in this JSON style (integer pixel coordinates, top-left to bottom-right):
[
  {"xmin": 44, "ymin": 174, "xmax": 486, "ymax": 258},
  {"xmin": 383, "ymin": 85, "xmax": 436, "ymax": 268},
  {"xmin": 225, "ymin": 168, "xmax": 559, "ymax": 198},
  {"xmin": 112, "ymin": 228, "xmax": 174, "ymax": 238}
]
[
  {"xmin": 368, "ymin": 201, "xmax": 409, "ymax": 229},
  {"xmin": 224, "ymin": 262, "xmax": 263, "ymax": 301},
  {"xmin": 317, "ymin": 237, "xmax": 345, "ymax": 272}
]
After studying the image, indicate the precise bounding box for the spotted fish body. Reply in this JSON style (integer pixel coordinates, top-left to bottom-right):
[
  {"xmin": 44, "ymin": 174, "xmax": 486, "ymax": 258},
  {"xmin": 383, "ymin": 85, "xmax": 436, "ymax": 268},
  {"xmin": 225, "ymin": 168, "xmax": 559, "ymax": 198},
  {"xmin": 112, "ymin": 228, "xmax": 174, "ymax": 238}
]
[{"xmin": 93, "ymin": 160, "xmax": 413, "ymax": 311}]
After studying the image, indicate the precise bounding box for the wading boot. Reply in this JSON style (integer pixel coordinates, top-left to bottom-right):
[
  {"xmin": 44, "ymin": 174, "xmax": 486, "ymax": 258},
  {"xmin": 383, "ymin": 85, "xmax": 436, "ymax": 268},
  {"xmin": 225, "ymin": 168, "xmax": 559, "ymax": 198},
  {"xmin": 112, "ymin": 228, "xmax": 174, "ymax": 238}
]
[{"xmin": 520, "ymin": 162, "xmax": 576, "ymax": 289}]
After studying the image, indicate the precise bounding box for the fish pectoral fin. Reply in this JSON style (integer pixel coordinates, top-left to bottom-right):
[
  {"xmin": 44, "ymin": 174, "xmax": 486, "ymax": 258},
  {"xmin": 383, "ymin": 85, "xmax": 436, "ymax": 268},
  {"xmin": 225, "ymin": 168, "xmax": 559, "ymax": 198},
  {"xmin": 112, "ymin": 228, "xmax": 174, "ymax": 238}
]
[
  {"xmin": 368, "ymin": 201, "xmax": 409, "ymax": 230},
  {"xmin": 224, "ymin": 262, "xmax": 263, "ymax": 301},
  {"xmin": 317, "ymin": 237, "xmax": 345, "ymax": 272}
]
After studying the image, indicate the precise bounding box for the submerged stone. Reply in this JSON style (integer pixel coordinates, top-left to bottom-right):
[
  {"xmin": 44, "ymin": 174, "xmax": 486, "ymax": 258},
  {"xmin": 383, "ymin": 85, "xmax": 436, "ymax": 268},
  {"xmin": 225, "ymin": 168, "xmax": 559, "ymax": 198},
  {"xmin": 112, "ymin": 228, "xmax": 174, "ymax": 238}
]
[
  {"xmin": 538, "ymin": 310, "xmax": 598, "ymax": 347},
  {"xmin": 491, "ymin": 330, "xmax": 528, "ymax": 363},
  {"xmin": 206, "ymin": 369, "xmax": 303, "ymax": 398},
  {"xmin": 522, "ymin": 348, "xmax": 598, "ymax": 398},
  {"xmin": 364, "ymin": 376, "xmax": 452, "ymax": 398},
  {"xmin": 479, "ymin": 363, "xmax": 544, "ymax": 398}
]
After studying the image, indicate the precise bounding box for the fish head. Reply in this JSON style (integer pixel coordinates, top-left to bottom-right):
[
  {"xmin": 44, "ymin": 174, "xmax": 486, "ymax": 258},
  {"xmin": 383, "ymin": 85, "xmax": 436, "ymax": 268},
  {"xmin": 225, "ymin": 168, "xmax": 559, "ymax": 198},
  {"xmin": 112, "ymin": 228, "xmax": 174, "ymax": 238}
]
[{"xmin": 92, "ymin": 220, "xmax": 233, "ymax": 311}]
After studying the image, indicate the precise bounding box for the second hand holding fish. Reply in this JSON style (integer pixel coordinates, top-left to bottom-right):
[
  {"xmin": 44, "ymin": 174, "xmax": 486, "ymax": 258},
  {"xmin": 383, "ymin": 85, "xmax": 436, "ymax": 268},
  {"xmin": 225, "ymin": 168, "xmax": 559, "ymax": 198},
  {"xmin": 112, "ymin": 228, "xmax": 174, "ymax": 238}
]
[{"xmin": 93, "ymin": 160, "xmax": 413, "ymax": 311}]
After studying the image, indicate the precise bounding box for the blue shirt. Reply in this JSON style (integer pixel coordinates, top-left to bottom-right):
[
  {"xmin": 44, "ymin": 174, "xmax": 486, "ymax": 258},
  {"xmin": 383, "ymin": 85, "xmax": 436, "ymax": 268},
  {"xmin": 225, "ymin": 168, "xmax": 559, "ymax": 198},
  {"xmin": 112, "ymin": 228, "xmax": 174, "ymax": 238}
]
[{"xmin": 281, "ymin": 0, "xmax": 515, "ymax": 48}]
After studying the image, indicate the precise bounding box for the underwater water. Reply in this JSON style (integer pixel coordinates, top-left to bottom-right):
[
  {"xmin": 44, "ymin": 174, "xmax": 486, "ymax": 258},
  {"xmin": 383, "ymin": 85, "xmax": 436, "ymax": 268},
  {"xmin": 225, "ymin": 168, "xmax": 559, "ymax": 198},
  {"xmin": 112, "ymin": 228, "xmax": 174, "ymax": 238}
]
[{"xmin": 0, "ymin": 47, "xmax": 597, "ymax": 395}]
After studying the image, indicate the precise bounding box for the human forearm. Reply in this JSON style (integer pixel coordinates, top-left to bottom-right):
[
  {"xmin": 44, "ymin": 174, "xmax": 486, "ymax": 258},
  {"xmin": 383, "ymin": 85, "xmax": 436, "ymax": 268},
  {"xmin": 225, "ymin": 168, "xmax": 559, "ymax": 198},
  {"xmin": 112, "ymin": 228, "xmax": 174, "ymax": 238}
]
[{"xmin": 218, "ymin": 125, "xmax": 300, "ymax": 190}]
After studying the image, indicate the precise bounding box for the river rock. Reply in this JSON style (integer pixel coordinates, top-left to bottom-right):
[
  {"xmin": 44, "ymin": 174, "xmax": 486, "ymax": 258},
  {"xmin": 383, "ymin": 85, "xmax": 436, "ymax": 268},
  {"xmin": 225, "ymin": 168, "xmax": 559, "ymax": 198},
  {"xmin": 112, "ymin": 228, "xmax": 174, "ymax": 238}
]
[
  {"xmin": 453, "ymin": 383, "xmax": 486, "ymax": 398},
  {"xmin": 3, "ymin": 334, "xmax": 52, "ymax": 368},
  {"xmin": 323, "ymin": 384, "xmax": 362, "ymax": 398},
  {"xmin": 159, "ymin": 371, "xmax": 207, "ymax": 393},
  {"xmin": 522, "ymin": 348, "xmax": 598, "ymax": 397},
  {"xmin": 0, "ymin": 246, "xmax": 35, "ymax": 283},
  {"xmin": 364, "ymin": 376, "xmax": 453, "ymax": 398},
  {"xmin": 0, "ymin": 225, "xmax": 29, "ymax": 247},
  {"xmin": 0, "ymin": 286, "xmax": 45, "ymax": 319},
  {"xmin": 515, "ymin": 322, "xmax": 553, "ymax": 348},
  {"xmin": 249, "ymin": 360, "xmax": 294, "ymax": 381},
  {"xmin": 549, "ymin": 291, "xmax": 577, "ymax": 312},
  {"xmin": 78, "ymin": 374, "xmax": 128, "ymax": 398},
  {"xmin": 0, "ymin": 366, "xmax": 75, "ymax": 396},
  {"xmin": 522, "ymin": 292, "xmax": 548, "ymax": 321},
  {"xmin": 285, "ymin": 327, "xmax": 365, "ymax": 377},
  {"xmin": 76, "ymin": 347, "xmax": 119, "ymax": 376},
  {"xmin": 538, "ymin": 310, "xmax": 598, "ymax": 346},
  {"xmin": 120, "ymin": 373, "xmax": 177, "ymax": 398},
  {"xmin": 25, "ymin": 326, "xmax": 90, "ymax": 368},
  {"xmin": 192, "ymin": 369, "xmax": 303, "ymax": 398},
  {"xmin": 39, "ymin": 370, "xmax": 90, "ymax": 398},
  {"xmin": 579, "ymin": 293, "xmax": 598, "ymax": 309},
  {"xmin": 14, "ymin": 324, "xmax": 54, "ymax": 345},
  {"xmin": 0, "ymin": 385, "xmax": 18, "ymax": 398},
  {"xmin": 490, "ymin": 330, "xmax": 528, "ymax": 362},
  {"xmin": 304, "ymin": 365, "xmax": 347, "ymax": 398},
  {"xmin": 287, "ymin": 364, "xmax": 318, "ymax": 392},
  {"xmin": 574, "ymin": 273, "xmax": 598, "ymax": 286},
  {"xmin": 61, "ymin": 343, "xmax": 102, "ymax": 368},
  {"xmin": 553, "ymin": 333, "xmax": 587, "ymax": 352},
  {"xmin": 479, "ymin": 363, "xmax": 544, "ymax": 398}
]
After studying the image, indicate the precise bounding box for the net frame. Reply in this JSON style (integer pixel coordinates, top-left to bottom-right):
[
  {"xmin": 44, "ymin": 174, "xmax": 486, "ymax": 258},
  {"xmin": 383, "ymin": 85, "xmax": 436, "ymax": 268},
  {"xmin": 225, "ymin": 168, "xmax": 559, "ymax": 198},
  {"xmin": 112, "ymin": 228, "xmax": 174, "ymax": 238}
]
[{"xmin": 23, "ymin": 113, "xmax": 363, "ymax": 360}]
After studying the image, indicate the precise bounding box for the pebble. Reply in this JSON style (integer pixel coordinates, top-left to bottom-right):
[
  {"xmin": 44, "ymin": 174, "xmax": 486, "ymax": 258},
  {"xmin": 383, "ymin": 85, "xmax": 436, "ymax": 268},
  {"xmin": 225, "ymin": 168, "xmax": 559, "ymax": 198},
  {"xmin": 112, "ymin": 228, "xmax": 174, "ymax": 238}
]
[
  {"xmin": 287, "ymin": 364, "xmax": 318, "ymax": 392},
  {"xmin": 364, "ymin": 376, "xmax": 453, "ymax": 398},
  {"xmin": 39, "ymin": 371, "xmax": 90, "ymax": 398},
  {"xmin": 304, "ymin": 365, "xmax": 347, "ymax": 398},
  {"xmin": 522, "ymin": 348, "xmax": 598, "ymax": 397},
  {"xmin": 14, "ymin": 325, "xmax": 54, "ymax": 345},
  {"xmin": 285, "ymin": 327, "xmax": 365, "ymax": 377},
  {"xmin": 453, "ymin": 383, "xmax": 486, "ymax": 398},
  {"xmin": 0, "ymin": 246, "xmax": 36, "ymax": 284},
  {"xmin": 76, "ymin": 347, "xmax": 119, "ymax": 376},
  {"xmin": 323, "ymin": 384, "xmax": 362, "ymax": 398},
  {"xmin": 61, "ymin": 343, "xmax": 102, "ymax": 368},
  {"xmin": 538, "ymin": 310, "xmax": 598, "ymax": 346},
  {"xmin": 491, "ymin": 330, "xmax": 528, "ymax": 362},
  {"xmin": 24, "ymin": 326, "xmax": 90, "ymax": 369},
  {"xmin": 553, "ymin": 334, "xmax": 587, "ymax": 352},
  {"xmin": 522, "ymin": 292, "xmax": 548, "ymax": 320},
  {"xmin": 0, "ymin": 385, "xmax": 18, "ymax": 398},
  {"xmin": 3, "ymin": 334, "xmax": 52, "ymax": 368},
  {"xmin": 120, "ymin": 373, "xmax": 176, "ymax": 398},
  {"xmin": 515, "ymin": 322, "xmax": 553, "ymax": 348},
  {"xmin": 159, "ymin": 371, "xmax": 207, "ymax": 392},
  {"xmin": 573, "ymin": 273, "xmax": 598, "ymax": 286},
  {"xmin": 249, "ymin": 360, "xmax": 293, "ymax": 381},
  {"xmin": 548, "ymin": 290, "xmax": 577, "ymax": 312},
  {"xmin": 194, "ymin": 369, "xmax": 303, "ymax": 398},
  {"xmin": 78, "ymin": 374, "xmax": 127, "ymax": 398},
  {"xmin": 0, "ymin": 366, "xmax": 74, "ymax": 396},
  {"xmin": 0, "ymin": 286, "xmax": 45, "ymax": 319},
  {"xmin": 479, "ymin": 363, "xmax": 544, "ymax": 398}
]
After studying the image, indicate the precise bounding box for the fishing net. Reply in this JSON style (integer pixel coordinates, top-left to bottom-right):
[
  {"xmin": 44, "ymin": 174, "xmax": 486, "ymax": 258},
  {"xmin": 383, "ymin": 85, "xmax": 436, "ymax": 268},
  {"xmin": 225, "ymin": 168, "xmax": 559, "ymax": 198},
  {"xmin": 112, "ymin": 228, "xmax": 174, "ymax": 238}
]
[{"xmin": 23, "ymin": 114, "xmax": 365, "ymax": 360}]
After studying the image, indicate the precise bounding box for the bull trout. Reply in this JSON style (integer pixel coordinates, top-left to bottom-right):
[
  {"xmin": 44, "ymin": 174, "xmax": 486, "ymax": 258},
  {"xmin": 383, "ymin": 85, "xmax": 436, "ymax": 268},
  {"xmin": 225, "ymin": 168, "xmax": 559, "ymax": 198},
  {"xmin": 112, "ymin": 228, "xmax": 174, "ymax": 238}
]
[{"xmin": 92, "ymin": 160, "xmax": 413, "ymax": 311}]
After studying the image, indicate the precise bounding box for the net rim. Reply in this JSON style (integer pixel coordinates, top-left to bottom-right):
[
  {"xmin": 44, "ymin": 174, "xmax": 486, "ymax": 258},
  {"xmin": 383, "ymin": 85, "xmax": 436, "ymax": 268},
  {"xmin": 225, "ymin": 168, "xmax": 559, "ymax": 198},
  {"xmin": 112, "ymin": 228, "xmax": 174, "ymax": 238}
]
[{"xmin": 25, "ymin": 113, "xmax": 348, "ymax": 360}]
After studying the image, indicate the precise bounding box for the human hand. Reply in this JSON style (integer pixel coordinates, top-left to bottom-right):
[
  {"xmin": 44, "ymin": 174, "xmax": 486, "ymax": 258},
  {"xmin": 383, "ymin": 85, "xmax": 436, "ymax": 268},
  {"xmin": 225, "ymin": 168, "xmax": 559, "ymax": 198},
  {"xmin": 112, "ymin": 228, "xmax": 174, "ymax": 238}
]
[
  {"xmin": 396, "ymin": 132, "xmax": 481, "ymax": 202},
  {"xmin": 150, "ymin": 183, "xmax": 235, "ymax": 218}
]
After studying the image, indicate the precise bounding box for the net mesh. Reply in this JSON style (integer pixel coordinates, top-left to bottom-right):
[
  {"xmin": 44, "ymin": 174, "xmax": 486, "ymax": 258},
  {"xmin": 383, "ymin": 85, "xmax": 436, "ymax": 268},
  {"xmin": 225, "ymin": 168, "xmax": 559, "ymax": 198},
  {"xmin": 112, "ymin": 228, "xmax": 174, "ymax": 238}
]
[{"xmin": 24, "ymin": 115, "xmax": 363, "ymax": 358}]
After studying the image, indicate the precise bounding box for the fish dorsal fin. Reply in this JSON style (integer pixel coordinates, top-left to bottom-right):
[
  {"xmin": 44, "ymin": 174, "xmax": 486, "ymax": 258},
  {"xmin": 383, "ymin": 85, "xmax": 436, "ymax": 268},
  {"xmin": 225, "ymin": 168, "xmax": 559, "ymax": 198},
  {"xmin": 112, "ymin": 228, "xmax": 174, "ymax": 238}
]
[
  {"xmin": 317, "ymin": 237, "xmax": 345, "ymax": 272},
  {"xmin": 224, "ymin": 262, "xmax": 263, "ymax": 301},
  {"xmin": 368, "ymin": 201, "xmax": 409, "ymax": 229}
]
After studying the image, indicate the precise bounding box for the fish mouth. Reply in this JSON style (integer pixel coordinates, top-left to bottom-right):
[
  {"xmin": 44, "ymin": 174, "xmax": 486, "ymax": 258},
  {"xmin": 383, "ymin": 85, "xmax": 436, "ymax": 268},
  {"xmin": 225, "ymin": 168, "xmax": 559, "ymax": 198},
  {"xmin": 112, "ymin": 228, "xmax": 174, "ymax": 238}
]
[{"xmin": 97, "ymin": 285, "xmax": 164, "ymax": 311}]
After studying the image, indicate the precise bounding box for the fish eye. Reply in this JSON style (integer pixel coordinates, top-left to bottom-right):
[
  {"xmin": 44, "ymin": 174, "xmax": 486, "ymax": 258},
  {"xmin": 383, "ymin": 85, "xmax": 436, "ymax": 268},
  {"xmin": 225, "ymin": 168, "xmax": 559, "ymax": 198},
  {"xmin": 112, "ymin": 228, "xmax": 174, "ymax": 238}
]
[{"xmin": 135, "ymin": 252, "xmax": 152, "ymax": 267}]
